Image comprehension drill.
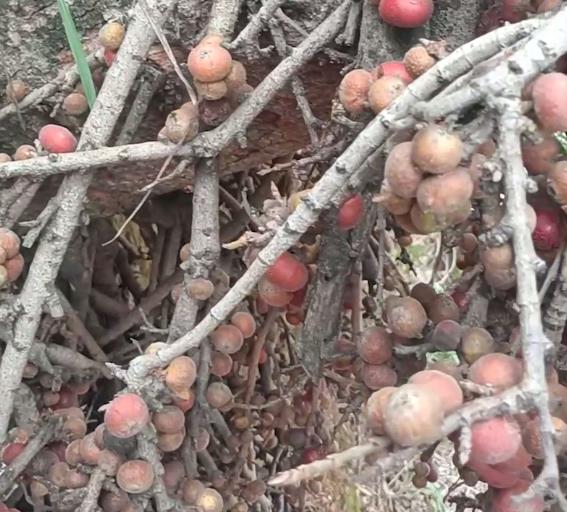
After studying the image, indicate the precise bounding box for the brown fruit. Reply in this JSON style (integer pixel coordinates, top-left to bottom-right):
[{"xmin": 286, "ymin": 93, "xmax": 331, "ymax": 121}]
[
  {"xmin": 194, "ymin": 79, "xmax": 228, "ymax": 100},
  {"xmin": 547, "ymin": 161, "xmax": 567, "ymax": 205},
  {"xmin": 100, "ymin": 490, "xmax": 131, "ymax": 512},
  {"xmin": 469, "ymin": 417, "xmax": 522, "ymax": 465},
  {"xmin": 365, "ymin": 386, "xmax": 396, "ymax": 435},
  {"xmin": 368, "ymin": 75, "xmax": 406, "ymax": 113},
  {"xmin": 157, "ymin": 428, "xmax": 186, "ymax": 452},
  {"xmin": 211, "ymin": 324, "xmax": 244, "ymax": 354},
  {"xmin": 98, "ymin": 449, "xmax": 124, "ymax": 476},
  {"xmin": 0, "ymin": 153, "xmax": 11, "ymax": 163},
  {"xmin": 230, "ymin": 311, "xmax": 256, "ymax": 338},
  {"xmin": 431, "ymin": 319, "xmax": 462, "ymax": 350},
  {"xmin": 13, "ymin": 144, "xmax": 36, "ymax": 160},
  {"xmin": 240, "ymin": 480, "xmax": 267, "ymax": 504},
  {"xmin": 0, "ymin": 229, "xmax": 20, "ymax": 259},
  {"xmin": 187, "ymin": 278, "xmax": 215, "ymax": 300},
  {"xmin": 358, "ymin": 326, "xmax": 393, "ymax": 365},
  {"xmin": 386, "ymin": 296, "xmax": 427, "ymax": 338},
  {"xmin": 384, "ymin": 142, "xmax": 423, "ymax": 198},
  {"xmin": 48, "ymin": 461, "xmax": 70, "ymax": 487},
  {"xmin": 522, "ymin": 132, "xmax": 560, "ymax": 174},
  {"xmin": 427, "ymin": 293, "xmax": 460, "ymax": 324},
  {"xmin": 484, "ymin": 265, "xmax": 516, "ymax": 290},
  {"xmin": 79, "ymin": 433, "xmax": 102, "ymax": 465},
  {"xmin": 179, "ymin": 243, "xmax": 191, "ymax": 262},
  {"xmin": 210, "ymin": 351, "xmax": 233, "ymax": 377},
  {"xmin": 469, "ymin": 353, "xmax": 522, "ymax": 390},
  {"xmin": 163, "ymin": 460, "xmax": 186, "ymax": 493},
  {"xmin": 64, "ymin": 467, "xmax": 89, "ymax": 488},
  {"xmin": 522, "ymin": 416, "xmax": 567, "ymax": 458},
  {"xmin": 361, "ymin": 364, "xmax": 398, "ymax": 390},
  {"xmin": 206, "ymin": 382, "xmax": 233, "ymax": 409},
  {"xmin": 383, "ymin": 384, "xmax": 444, "ymax": 446},
  {"xmin": 62, "ymin": 416, "xmax": 87, "ymax": 440},
  {"xmin": 152, "ymin": 405, "xmax": 185, "ymax": 434},
  {"xmin": 410, "ymin": 203, "xmax": 450, "ymax": 234},
  {"xmin": 416, "ymin": 168, "xmax": 473, "ymax": 217},
  {"xmin": 374, "ymin": 189, "xmax": 413, "ymax": 215},
  {"xmin": 532, "ymin": 72, "xmax": 567, "ymax": 131},
  {"xmin": 182, "ymin": 478, "xmax": 205, "ymax": 504},
  {"xmin": 99, "ymin": 22, "xmax": 125, "ymax": 50},
  {"xmin": 187, "ymin": 44, "xmax": 233, "ymax": 82},
  {"xmin": 338, "ymin": 69, "xmax": 372, "ymax": 115},
  {"xmin": 63, "ymin": 92, "xmax": 89, "ymax": 115},
  {"xmin": 103, "ymin": 393, "xmax": 150, "ymax": 439},
  {"xmin": 403, "ymin": 46, "xmax": 435, "ymax": 78},
  {"xmin": 64, "ymin": 439, "xmax": 82, "ymax": 466},
  {"xmin": 227, "ymin": 82, "xmax": 253, "ymax": 107},
  {"xmin": 199, "ymin": 98, "xmax": 231, "ymax": 127},
  {"xmin": 460, "ymin": 233, "xmax": 478, "ymax": 254},
  {"xmin": 165, "ymin": 356, "xmax": 197, "ymax": 400},
  {"xmin": 412, "ymin": 125, "xmax": 463, "ymax": 174},
  {"xmin": 116, "ymin": 460, "xmax": 155, "ymax": 494},
  {"xmin": 196, "ymin": 488, "xmax": 224, "ymax": 512},
  {"xmin": 410, "ymin": 282, "xmax": 437, "ymax": 307},
  {"xmin": 164, "ymin": 105, "xmax": 199, "ymax": 143},
  {"xmin": 461, "ymin": 327, "xmax": 495, "ymax": 363},
  {"xmin": 224, "ymin": 60, "xmax": 247, "ymax": 91},
  {"xmin": 480, "ymin": 243, "xmax": 514, "ymax": 269},
  {"xmin": 408, "ymin": 370, "xmax": 463, "ymax": 414},
  {"xmin": 6, "ymin": 79, "xmax": 29, "ymax": 102}
]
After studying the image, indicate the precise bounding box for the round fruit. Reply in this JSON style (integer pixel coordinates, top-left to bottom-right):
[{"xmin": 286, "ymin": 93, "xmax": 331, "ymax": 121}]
[
  {"xmin": 13, "ymin": 144, "xmax": 36, "ymax": 160},
  {"xmin": 230, "ymin": 311, "xmax": 256, "ymax": 338},
  {"xmin": 410, "ymin": 282, "xmax": 437, "ymax": 307},
  {"xmin": 98, "ymin": 449, "xmax": 124, "ymax": 476},
  {"xmin": 265, "ymin": 252, "xmax": 308, "ymax": 292},
  {"xmin": 206, "ymin": 382, "xmax": 233, "ymax": 409},
  {"xmin": 378, "ymin": 0, "xmax": 433, "ymax": 28},
  {"xmin": 257, "ymin": 277, "xmax": 293, "ymax": 307},
  {"xmin": 480, "ymin": 244, "xmax": 514, "ymax": 270},
  {"xmin": 182, "ymin": 478, "xmax": 205, "ymax": 504},
  {"xmin": 521, "ymin": 133, "xmax": 560, "ymax": 175},
  {"xmin": 365, "ymin": 387, "xmax": 396, "ymax": 435},
  {"xmin": 431, "ymin": 319, "xmax": 462, "ymax": 350},
  {"xmin": 548, "ymin": 161, "xmax": 567, "ymax": 205},
  {"xmin": 194, "ymin": 79, "xmax": 228, "ymax": 100},
  {"xmin": 491, "ymin": 481, "xmax": 545, "ymax": 512},
  {"xmin": 2, "ymin": 442, "xmax": 25, "ymax": 464},
  {"xmin": 386, "ymin": 296, "xmax": 427, "ymax": 338},
  {"xmin": 6, "ymin": 79, "xmax": 29, "ymax": 102},
  {"xmin": 210, "ymin": 324, "xmax": 244, "ymax": 354},
  {"xmin": 63, "ymin": 92, "xmax": 89, "ymax": 115},
  {"xmin": 103, "ymin": 393, "xmax": 150, "ymax": 439},
  {"xmin": 210, "ymin": 351, "xmax": 233, "ymax": 377},
  {"xmin": 373, "ymin": 60, "xmax": 413, "ymax": 84},
  {"xmin": 116, "ymin": 460, "xmax": 155, "ymax": 494},
  {"xmin": 522, "ymin": 416, "xmax": 567, "ymax": 459},
  {"xmin": 164, "ymin": 106, "xmax": 199, "ymax": 143},
  {"xmin": 65, "ymin": 439, "xmax": 82, "ymax": 466},
  {"xmin": 461, "ymin": 327, "xmax": 495, "ymax": 363},
  {"xmin": 383, "ymin": 384, "xmax": 444, "ymax": 446},
  {"xmin": 337, "ymin": 194, "xmax": 364, "ymax": 230},
  {"xmin": 470, "ymin": 417, "xmax": 522, "ymax": 465},
  {"xmin": 532, "ymin": 72, "xmax": 567, "ymax": 131},
  {"xmin": 403, "ymin": 46, "xmax": 435, "ymax": 78},
  {"xmin": 408, "ymin": 370, "xmax": 463, "ymax": 414},
  {"xmin": 0, "ymin": 154, "xmax": 11, "ymax": 163},
  {"xmin": 484, "ymin": 265, "xmax": 516, "ymax": 290},
  {"xmin": 410, "ymin": 203, "xmax": 451, "ymax": 234},
  {"xmin": 338, "ymin": 69, "xmax": 372, "ymax": 115},
  {"xmin": 358, "ymin": 326, "xmax": 393, "ymax": 365},
  {"xmin": 416, "ymin": 168, "xmax": 474, "ymax": 217},
  {"xmin": 361, "ymin": 364, "xmax": 398, "ymax": 390},
  {"xmin": 532, "ymin": 207, "xmax": 562, "ymax": 251},
  {"xmin": 196, "ymin": 488, "xmax": 224, "ymax": 512},
  {"xmin": 187, "ymin": 278, "xmax": 215, "ymax": 300},
  {"xmin": 152, "ymin": 405, "xmax": 185, "ymax": 434},
  {"xmin": 157, "ymin": 429, "xmax": 186, "ymax": 452},
  {"xmin": 469, "ymin": 353, "xmax": 522, "ymax": 390},
  {"xmin": 100, "ymin": 490, "xmax": 131, "ymax": 512},
  {"xmin": 412, "ymin": 125, "xmax": 463, "ymax": 174},
  {"xmin": 0, "ymin": 228, "xmax": 20, "ymax": 259},
  {"xmin": 187, "ymin": 44, "xmax": 233, "ymax": 83},
  {"xmin": 375, "ymin": 189, "xmax": 412, "ymax": 215},
  {"xmin": 427, "ymin": 293, "xmax": 460, "ymax": 324},
  {"xmin": 163, "ymin": 460, "xmax": 186, "ymax": 493},
  {"xmin": 368, "ymin": 75, "xmax": 406, "ymax": 113},
  {"xmin": 384, "ymin": 142, "xmax": 423, "ymax": 199},
  {"xmin": 165, "ymin": 356, "xmax": 197, "ymax": 400},
  {"xmin": 38, "ymin": 124, "xmax": 78, "ymax": 153},
  {"xmin": 224, "ymin": 60, "xmax": 247, "ymax": 90},
  {"xmin": 99, "ymin": 21, "xmax": 125, "ymax": 50},
  {"xmin": 5, "ymin": 254, "xmax": 24, "ymax": 282}
]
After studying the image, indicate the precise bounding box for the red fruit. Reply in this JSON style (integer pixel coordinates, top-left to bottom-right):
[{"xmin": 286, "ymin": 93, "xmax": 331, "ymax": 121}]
[
  {"xmin": 501, "ymin": 0, "xmax": 531, "ymax": 22},
  {"xmin": 2, "ymin": 442, "xmax": 25, "ymax": 464},
  {"xmin": 54, "ymin": 387, "xmax": 79, "ymax": 409},
  {"xmin": 103, "ymin": 393, "xmax": 150, "ymax": 439},
  {"xmin": 491, "ymin": 481, "xmax": 545, "ymax": 512},
  {"xmin": 470, "ymin": 417, "xmax": 522, "ymax": 465},
  {"xmin": 210, "ymin": 324, "xmax": 244, "ymax": 354},
  {"xmin": 257, "ymin": 277, "xmax": 292, "ymax": 307},
  {"xmin": 532, "ymin": 207, "xmax": 562, "ymax": 251},
  {"xmin": 38, "ymin": 125, "xmax": 78, "ymax": 153},
  {"xmin": 258, "ymin": 346, "xmax": 268, "ymax": 365},
  {"xmin": 467, "ymin": 459, "xmax": 521, "ymax": 488},
  {"xmin": 378, "ymin": 0, "xmax": 433, "ymax": 28},
  {"xmin": 532, "ymin": 73, "xmax": 567, "ymax": 132},
  {"xmin": 230, "ymin": 311, "xmax": 256, "ymax": 338},
  {"xmin": 265, "ymin": 252, "xmax": 308, "ymax": 292},
  {"xmin": 337, "ymin": 194, "xmax": 364, "ymax": 230},
  {"xmin": 358, "ymin": 327, "xmax": 393, "ymax": 365},
  {"xmin": 374, "ymin": 61, "xmax": 413, "ymax": 84},
  {"xmin": 104, "ymin": 48, "xmax": 117, "ymax": 66},
  {"xmin": 301, "ymin": 447, "xmax": 325, "ymax": 464},
  {"xmin": 338, "ymin": 69, "xmax": 373, "ymax": 115},
  {"xmin": 469, "ymin": 353, "xmax": 522, "ymax": 390}
]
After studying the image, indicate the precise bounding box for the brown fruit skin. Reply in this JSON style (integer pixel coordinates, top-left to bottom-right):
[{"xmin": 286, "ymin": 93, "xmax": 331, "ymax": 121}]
[
  {"xmin": 368, "ymin": 75, "xmax": 406, "ymax": 113},
  {"xmin": 163, "ymin": 460, "xmax": 186, "ymax": 493},
  {"xmin": 484, "ymin": 265, "xmax": 516, "ymax": 290},
  {"xmin": 409, "ymin": 370, "xmax": 463, "ymax": 414},
  {"xmin": 365, "ymin": 387, "xmax": 396, "ymax": 435},
  {"xmin": 79, "ymin": 433, "xmax": 102, "ymax": 465},
  {"xmin": 6, "ymin": 79, "xmax": 30, "ymax": 102},
  {"xmin": 522, "ymin": 416, "xmax": 567, "ymax": 458},
  {"xmin": 384, "ymin": 142, "xmax": 423, "ymax": 199},
  {"xmin": 99, "ymin": 22, "xmax": 125, "ymax": 50},
  {"xmin": 224, "ymin": 60, "xmax": 247, "ymax": 91},
  {"xmin": 410, "ymin": 282, "xmax": 437, "ymax": 307},
  {"xmin": 194, "ymin": 79, "xmax": 228, "ymax": 100},
  {"xmin": 182, "ymin": 478, "xmax": 205, "ymax": 505},
  {"xmin": 469, "ymin": 417, "xmax": 522, "ymax": 465},
  {"xmin": 187, "ymin": 44, "xmax": 233, "ymax": 83},
  {"xmin": 210, "ymin": 351, "xmax": 233, "ymax": 377},
  {"xmin": 196, "ymin": 488, "xmax": 224, "ymax": 512},
  {"xmin": 431, "ymin": 319, "xmax": 462, "ymax": 350},
  {"xmin": 231, "ymin": 311, "xmax": 256, "ymax": 338},
  {"xmin": 116, "ymin": 460, "xmax": 155, "ymax": 494},
  {"xmin": 157, "ymin": 429, "xmax": 186, "ymax": 452},
  {"xmin": 469, "ymin": 353, "xmax": 522, "ymax": 390},
  {"xmin": 165, "ymin": 356, "xmax": 197, "ymax": 400},
  {"xmin": 427, "ymin": 293, "xmax": 460, "ymax": 324},
  {"xmin": 480, "ymin": 243, "xmax": 514, "ymax": 270},
  {"xmin": 358, "ymin": 326, "xmax": 393, "ymax": 365},
  {"xmin": 210, "ymin": 324, "xmax": 244, "ymax": 354},
  {"xmin": 13, "ymin": 144, "xmax": 37, "ymax": 161},
  {"xmin": 100, "ymin": 490, "xmax": 131, "ymax": 512},
  {"xmin": 63, "ymin": 92, "xmax": 89, "ymax": 115},
  {"xmin": 199, "ymin": 98, "xmax": 231, "ymax": 127},
  {"xmin": 416, "ymin": 168, "xmax": 474, "ymax": 217},
  {"xmin": 186, "ymin": 278, "xmax": 214, "ymax": 300},
  {"xmin": 412, "ymin": 125, "xmax": 463, "ymax": 174},
  {"xmin": 65, "ymin": 439, "xmax": 82, "ymax": 466},
  {"xmin": 403, "ymin": 46, "xmax": 435, "ymax": 78},
  {"xmin": 461, "ymin": 327, "xmax": 495, "ymax": 364},
  {"xmin": 361, "ymin": 364, "xmax": 398, "ymax": 390},
  {"xmin": 386, "ymin": 296, "xmax": 428, "ymax": 338},
  {"xmin": 152, "ymin": 405, "xmax": 185, "ymax": 434},
  {"xmin": 338, "ymin": 69, "xmax": 373, "ymax": 115},
  {"xmin": 103, "ymin": 393, "xmax": 150, "ymax": 439},
  {"xmin": 164, "ymin": 106, "xmax": 199, "ymax": 143},
  {"xmin": 532, "ymin": 72, "xmax": 567, "ymax": 132},
  {"xmin": 521, "ymin": 132, "xmax": 560, "ymax": 175},
  {"xmin": 547, "ymin": 161, "xmax": 567, "ymax": 206},
  {"xmin": 383, "ymin": 384, "xmax": 444, "ymax": 447},
  {"xmin": 206, "ymin": 382, "xmax": 233, "ymax": 409}
]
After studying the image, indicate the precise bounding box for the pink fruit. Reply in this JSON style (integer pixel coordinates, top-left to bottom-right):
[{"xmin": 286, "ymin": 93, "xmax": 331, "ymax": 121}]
[
  {"xmin": 378, "ymin": 0, "xmax": 433, "ymax": 28},
  {"xmin": 38, "ymin": 125, "xmax": 78, "ymax": 153}
]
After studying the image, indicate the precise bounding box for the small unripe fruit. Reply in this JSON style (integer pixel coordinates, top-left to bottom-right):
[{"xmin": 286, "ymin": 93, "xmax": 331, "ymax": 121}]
[
  {"xmin": 368, "ymin": 75, "xmax": 406, "ymax": 113},
  {"xmin": 338, "ymin": 69, "xmax": 372, "ymax": 115},
  {"xmin": 378, "ymin": 0, "xmax": 433, "ymax": 28},
  {"xmin": 337, "ymin": 194, "xmax": 364, "ymax": 230},
  {"xmin": 230, "ymin": 311, "xmax": 256, "ymax": 338},
  {"xmin": 103, "ymin": 393, "xmax": 150, "ymax": 439},
  {"xmin": 358, "ymin": 326, "xmax": 393, "ymax": 365},
  {"xmin": 99, "ymin": 22, "xmax": 125, "ymax": 50},
  {"xmin": 63, "ymin": 92, "xmax": 89, "ymax": 115},
  {"xmin": 532, "ymin": 72, "xmax": 567, "ymax": 132},
  {"xmin": 403, "ymin": 46, "xmax": 435, "ymax": 78},
  {"xmin": 116, "ymin": 460, "xmax": 155, "ymax": 494},
  {"xmin": 461, "ymin": 327, "xmax": 494, "ymax": 363},
  {"xmin": 13, "ymin": 144, "xmax": 36, "ymax": 160},
  {"xmin": 165, "ymin": 356, "xmax": 197, "ymax": 400},
  {"xmin": 469, "ymin": 353, "xmax": 522, "ymax": 390},
  {"xmin": 182, "ymin": 478, "xmax": 205, "ymax": 505},
  {"xmin": 187, "ymin": 44, "xmax": 233, "ymax": 83},
  {"xmin": 412, "ymin": 125, "xmax": 463, "ymax": 175},
  {"xmin": 384, "ymin": 142, "xmax": 423, "ymax": 199},
  {"xmin": 152, "ymin": 405, "xmax": 185, "ymax": 434},
  {"xmin": 206, "ymin": 382, "xmax": 233, "ymax": 409},
  {"xmin": 164, "ymin": 105, "xmax": 199, "ymax": 143},
  {"xmin": 38, "ymin": 124, "xmax": 78, "ymax": 153},
  {"xmin": 266, "ymin": 252, "xmax": 308, "ymax": 292},
  {"xmin": 373, "ymin": 60, "xmax": 413, "ymax": 84},
  {"xmin": 195, "ymin": 79, "xmax": 228, "ymax": 100},
  {"xmin": 386, "ymin": 296, "xmax": 427, "ymax": 338}
]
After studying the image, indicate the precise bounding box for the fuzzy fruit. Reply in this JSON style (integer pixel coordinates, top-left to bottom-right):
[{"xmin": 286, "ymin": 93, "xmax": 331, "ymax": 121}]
[
  {"xmin": 265, "ymin": 252, "xmax": 308, "ymax": 292},
  {"xmin": 38, "ymin": 124, "xmax": 77, "ymax": 153},
  {"xmin": 373, "ymin": 61, "xmax": 413, "ymax": 84},
  {"xmin": 337, "ymin": 194, "xmax": 364, "ymax": 230},
  {"xmin": 386, "ymin": 296, "xmax": 427, "ymax": 338},
  {"xmin": 416, "ymin": 168, "xmax": 474, "ymax": 217},
  {"xmin": 470, "ymin": 417, "xmax": 522, "ymax": 465},
  {"xmin": 412, "ymin": 125, "xmax": 463, "ymax": 174},
  {"xmin": 403, "ymin": 46, "xmax": 435, "ymax": 78},
  {"xmin": 384, "ymin": 142, "xmax": 423, "ymax": 198},
  {"xmin": 469, "ymin": 353, "xmax": 522, "ymax": 390},
  {"xmin": 365, "ymin": 387, "xmax": 396, "ymax": 435},
  {"xmin": 338, "ymin": 69, "xmax": 372, "ymax": 115},
  {"xmin": 103, "ymin": 393, "xmax": 150, "ymax": 439},
  {"xmin": 378, "ymin": 0, "xmax": 433, "ymax": 28},
  {"xmin": 187, "ymin": 44, "xmax": 232, "ymax": 83},
  {"xmin": 409, "ymin": 370, "xmax": 463, "ymax": 414},
  {"xmin": 358, "ymin": 326, "xmax": 393, "ymax": 365},
  {"xmin": 230, "ymin": 311, "xmax": 256, "ymax": 338},
  {"xmin": 383, "ymin": 384, "xmax": 444, "ymax": 446},
  {"xmin": 368, "ymin": 75, "xmax": 406, "ymax": 113},
  {"xmin": 532, "ymin": 73, "xmax": 567, "ymax": 131},
  {"xmin": 532, "ymin": 206, "xmax": 562, "ymax": 251}
]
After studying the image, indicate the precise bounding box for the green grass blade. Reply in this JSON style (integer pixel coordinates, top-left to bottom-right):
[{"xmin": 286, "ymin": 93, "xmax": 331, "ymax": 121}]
[
  {"xmin": 57, "ymin": 0, "xmax": 97, "ymax": 108},
  {"xmin": 556, "ymin": 132, "xmax": 567, "ymax": 155}
]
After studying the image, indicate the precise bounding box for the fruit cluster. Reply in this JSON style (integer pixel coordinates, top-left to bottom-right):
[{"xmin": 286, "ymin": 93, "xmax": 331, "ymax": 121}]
[{"xmin": 0, "ymin": 228, "xmax": 23, "ymax": 287}]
